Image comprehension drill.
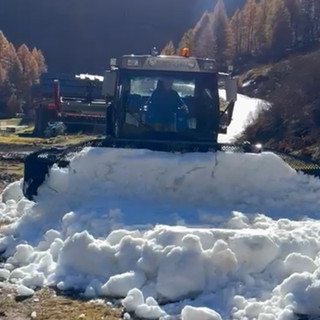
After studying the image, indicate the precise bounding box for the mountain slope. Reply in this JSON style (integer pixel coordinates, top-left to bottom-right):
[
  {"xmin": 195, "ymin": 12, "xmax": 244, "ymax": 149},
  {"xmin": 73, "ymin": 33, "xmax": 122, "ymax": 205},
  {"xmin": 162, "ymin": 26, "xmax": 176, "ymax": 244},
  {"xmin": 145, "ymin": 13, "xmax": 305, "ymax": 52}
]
[{"xmin": 240, "ymin": 48, "xmax": 320, "ymax": 161}]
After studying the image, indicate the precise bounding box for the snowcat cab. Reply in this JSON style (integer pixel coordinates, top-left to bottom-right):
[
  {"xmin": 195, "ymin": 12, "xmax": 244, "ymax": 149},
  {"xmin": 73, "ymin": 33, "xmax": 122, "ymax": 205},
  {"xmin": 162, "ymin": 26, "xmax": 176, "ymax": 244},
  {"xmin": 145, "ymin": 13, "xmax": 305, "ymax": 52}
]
[
  {"xmin": 102, "ymin": 51, "xmax": 237, "ymax": 146},
  {"xmin": 23, "ymin": 50, "xmax": 255, "ymax": 201}
]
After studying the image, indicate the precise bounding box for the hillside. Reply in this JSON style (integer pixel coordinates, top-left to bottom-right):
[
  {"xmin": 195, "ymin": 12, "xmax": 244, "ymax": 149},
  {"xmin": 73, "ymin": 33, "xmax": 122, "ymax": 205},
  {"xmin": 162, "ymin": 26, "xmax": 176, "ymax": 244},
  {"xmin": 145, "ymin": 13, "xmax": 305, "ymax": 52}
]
[
  {"xmin": 239, "ymin": 47, "xmax": 320, "ymax": 161},
  {"xmin": 0, "ymin": 0, "xmax": 245, "ymax": 74}
]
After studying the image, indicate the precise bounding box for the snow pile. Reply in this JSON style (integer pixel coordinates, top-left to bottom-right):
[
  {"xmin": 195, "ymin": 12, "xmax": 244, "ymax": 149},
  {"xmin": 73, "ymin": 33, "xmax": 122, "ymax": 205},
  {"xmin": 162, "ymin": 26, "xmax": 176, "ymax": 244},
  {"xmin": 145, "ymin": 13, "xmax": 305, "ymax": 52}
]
[
  {"xmin": 2, "ymin": 216, "xmax": 320, "ymax": 318},
  {"xmin": 1, "ymin": 148, "xmax": 320, "ymax": 319},
  {"xmin": 31, "ymin": 148, "xmax": 320, "ymax": 219}
]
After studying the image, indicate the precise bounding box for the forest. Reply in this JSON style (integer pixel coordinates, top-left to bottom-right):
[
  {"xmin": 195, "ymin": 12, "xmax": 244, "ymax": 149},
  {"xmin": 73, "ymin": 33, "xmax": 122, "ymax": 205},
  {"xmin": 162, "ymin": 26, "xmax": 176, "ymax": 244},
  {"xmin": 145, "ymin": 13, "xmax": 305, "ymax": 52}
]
[
  {"xmin": 163, "ymin": 0, "xmax": 320, "ymax": 70},
  {"xmin": 0, "ymin": 32, "xmax": 46, "ymax": 117}
]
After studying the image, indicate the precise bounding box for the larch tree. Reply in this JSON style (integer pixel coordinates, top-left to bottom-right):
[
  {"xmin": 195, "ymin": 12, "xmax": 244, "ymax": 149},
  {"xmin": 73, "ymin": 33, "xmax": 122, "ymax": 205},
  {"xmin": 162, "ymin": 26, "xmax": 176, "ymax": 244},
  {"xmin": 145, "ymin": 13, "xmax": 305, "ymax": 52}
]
[
  {"xmin": 192, "ymin": 11, "xmax": 216, "ymax": 59},
  {"xmin": 5, "ymin": 93, "xmax": 22, "ymax": 117},
  {"xmin": 242, "ymin": 0, "xmax": 258, "ymax": 53},
  {"xmin": 254, "ymin": 0, "xmax": 272, "ymax": 53},
  {"xmin": 7, "ymin": 44, "xmax": 23, "ymax": 85},
  {"xmin": 0, "ymin": 31, "xmax": 10, "ymax": 67},
  {"xmin": 314, "ymin": 0, "xmax": 320, "ymax": 39},
  {"xmin": 212, "ymin": 0, "xmax": 235, "ymax": 66},
  {"xmin": 5, "ymin": 47, "xmax": 24, "ymax": 116},
  {"xmin": 17, "ymin": 44, "xmax": 39, "ymax": 95},
  {"xmin": 300, "ymin": 0, "xmax": 317, "ymax": 44},
  {"xmin": 177, "ymin": 29, "xmax": 194, "ymax": 55},
  {"xmin": 32, "ymin": 48, "xmax": 47, "ymax": 75},
  {"xmin": 266, "ymin": 0, "xmax": 293, "ymax": 56},
  {"xmin": 0, "ymin": 30, "xmax": 47, "ymax": 117},
  {"xmin": 231, "ymin": 9, "xmax": 245, "ymax": 55},
  {"xmin": 283, "ymin": 0, "xmax": 301, "ymax": 44},
  {"xmin": 161, "ymin": 41, "xmax": 176, "ymax": 55},
  {"xmin": 0, "ymin": 65, "xmax": 6, "ymax": 86}
]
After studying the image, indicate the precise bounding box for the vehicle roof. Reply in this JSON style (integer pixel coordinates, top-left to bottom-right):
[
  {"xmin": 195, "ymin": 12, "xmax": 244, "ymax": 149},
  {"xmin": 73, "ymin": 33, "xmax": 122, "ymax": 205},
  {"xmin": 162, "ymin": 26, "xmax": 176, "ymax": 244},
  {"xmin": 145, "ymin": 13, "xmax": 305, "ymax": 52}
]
[{"xmin": 113, "ymin": 54, "xmax": 217, "ymax": 73}]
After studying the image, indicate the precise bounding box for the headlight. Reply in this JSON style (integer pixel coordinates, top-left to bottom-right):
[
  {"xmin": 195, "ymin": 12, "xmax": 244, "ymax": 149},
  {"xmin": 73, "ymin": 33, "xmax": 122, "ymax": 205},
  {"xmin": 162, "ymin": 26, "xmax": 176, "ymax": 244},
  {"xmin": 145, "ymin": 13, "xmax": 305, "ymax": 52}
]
[{"xmin": 254, "ymin": 143, "xmax": 263, "ymax": 153}]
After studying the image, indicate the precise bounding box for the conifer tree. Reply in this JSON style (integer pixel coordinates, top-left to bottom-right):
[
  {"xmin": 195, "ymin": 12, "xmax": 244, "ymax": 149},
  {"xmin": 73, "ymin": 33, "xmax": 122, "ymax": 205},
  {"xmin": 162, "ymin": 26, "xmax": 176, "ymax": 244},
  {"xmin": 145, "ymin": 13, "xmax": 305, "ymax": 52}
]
[
  {"xmin": 177, "ymin": 29, "xmax": 194, "ymax": 55},
  {"xmin": 314, "ymin": 0, "xmax": 320, "ymax": 39},
  {"xmin": 161, "ymin": 41, "xmax": 176, "ymax": 55},
  {"xmin": 231, "ymin": 9, "xmax": 244, "ymax": 54},
  {"xmin": 0, "ymin": 65, "xmax": 6, "ymax": 85},
  {"xmin": 300, "ymin": 0, "xmax": 320, "ymax": 43},
  {"xmin": 192, "ymin": 11, "xmax": 215, "ymax": 58},
  {"xmin": 283, "ymin": 0, "xmax": 301, "ymax": 44},
  {"xmin": 242, "ymin": 0, "xmax": 258, "ymax": 53},
  {"xmin": 266, "ymin": 0, "xmax": 293, "ymax": 56},
  {"xmin": 17, "ymin": 44, "xmax": 39, "ymax": 93},
  {"xmin": 254, "ymin": 0, "xmax": 270, "ymax": 52},
  {"xmin": 32, "ymin": 48, "xmax": 47, "ymax": 74},
  {"xmin": 212, "ymin": 0, "xmax": 235, "ymax": 66},
  {"xmin": 0, "ymin": 31, "xmax": 10, "ymax": 67},
  {"xmin": 7, "ymin": 53, "xmax": 23, "ymax": 97},
  {"xmin": 5, "ymin": 94, "xmax": 22, "ymax": 117},
  {"xmin": 0, "ymin": 30, "xmax": 47, "ymax": 116}
]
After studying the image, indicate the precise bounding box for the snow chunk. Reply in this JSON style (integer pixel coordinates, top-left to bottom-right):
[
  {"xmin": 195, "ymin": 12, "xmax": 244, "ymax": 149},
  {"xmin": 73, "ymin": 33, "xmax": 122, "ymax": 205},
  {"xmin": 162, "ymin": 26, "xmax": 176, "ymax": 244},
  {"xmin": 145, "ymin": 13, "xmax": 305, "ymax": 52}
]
[
  {"xmin": 22, "ymin": 271, "xmax": 45, "ymax": 289},
  {"xmin": 123, "ymin": 312, "xmax": 131, "ymax": 320},
  {"xmin": 135, "ymin": 302, "xmax": 166, "ymax": 319},
  {"xmin": 16, "ymin": 284, "xmax": 35, "ymax": 296},
  {"xmin": 157, "ymin": 235, "xmax": 205, "ymax": 301},
  {"xmin": 181, "ymin": 306, "xmax": 222, "ymax": 320},
  {"xmin": 58, "ymin": 231, "xmax": 116, "ymax": 278},
  {"xmin": 2, "ymin": 181, "xmax": 23, "ymax": 203},
  {"xmin": 107, "ymin": 229, "xmax": 141, "ymax": 246},
  {"xmin": 101, "ymin": 271, "xmax": 146, "ymax": 297},
  {"xmin": 0, "ymin": 268, "xmax": 10, "ymax": 280},
  {"xmin": 122, "ymin": 288, "xmax": 144, "ymax": 312},
  {"xmin": 229, "ymin": 233, "xmax": 279, "ymax": 273},
  {"xmin": 227, "ymin": 211, "xmax": 249, "ymax": 229},
  {"xmin": 283, "ymin": 253, "xmax": 316, "ymax": 275},
  {"xmin": 278, "ymin": 272, "xmax": 320, "ymax": 315},
  {"xmin": 9, "ymin": 244, "xmax": 34, "ymax": 267},
  {"xmin": 122, "ymin": 290, "xmax": 166, "ymax": 319}
]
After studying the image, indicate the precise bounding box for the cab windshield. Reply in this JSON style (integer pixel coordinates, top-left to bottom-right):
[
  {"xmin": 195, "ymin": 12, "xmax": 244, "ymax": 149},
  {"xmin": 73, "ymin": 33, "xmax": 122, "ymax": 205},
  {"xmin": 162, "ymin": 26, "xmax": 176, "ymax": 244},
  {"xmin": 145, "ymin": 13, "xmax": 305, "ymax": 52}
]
[{"xmin": 119, "ymin": 71, "xmax": 219, "ymax": 140}]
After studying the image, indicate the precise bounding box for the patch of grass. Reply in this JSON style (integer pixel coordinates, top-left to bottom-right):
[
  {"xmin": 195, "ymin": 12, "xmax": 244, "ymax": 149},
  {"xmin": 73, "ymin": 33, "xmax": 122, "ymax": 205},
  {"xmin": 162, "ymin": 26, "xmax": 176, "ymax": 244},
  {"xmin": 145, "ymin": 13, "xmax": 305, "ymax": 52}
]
[
  {"xmin": 1, "ymin": 162, "xmax": 24, "ymax": 176},
  {"xmin": 0, "ymin": 133, "xmax": 96, "ymax": 147},
  {"xmin": 0, "ymin": 118, "xmax": 22, "ymax": 127}
]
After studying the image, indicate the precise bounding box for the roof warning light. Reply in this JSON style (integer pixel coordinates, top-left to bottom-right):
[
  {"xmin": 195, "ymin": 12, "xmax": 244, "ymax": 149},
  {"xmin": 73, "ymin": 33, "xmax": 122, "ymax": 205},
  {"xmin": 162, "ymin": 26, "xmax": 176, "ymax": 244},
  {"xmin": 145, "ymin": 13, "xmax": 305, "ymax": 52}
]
[{"xmin": 181, "ymin": 48, "xmax": 190, "ymax": 58}]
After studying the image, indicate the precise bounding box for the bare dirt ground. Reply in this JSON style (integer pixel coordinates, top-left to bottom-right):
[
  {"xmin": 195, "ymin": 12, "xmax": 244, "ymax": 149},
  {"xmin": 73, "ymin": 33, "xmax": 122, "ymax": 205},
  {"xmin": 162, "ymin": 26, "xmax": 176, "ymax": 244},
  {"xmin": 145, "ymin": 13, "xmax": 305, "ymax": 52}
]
[
  {"xmin": 0, "ymin": 287, "xmax": 122, "ymax": 320},
  {"xmin": 0, "ymin": 141, "xmax": 124, "ymax": 320},
  {"xmin": 0, "ymin": 159, "xmax": 24, "ymax": 193}
]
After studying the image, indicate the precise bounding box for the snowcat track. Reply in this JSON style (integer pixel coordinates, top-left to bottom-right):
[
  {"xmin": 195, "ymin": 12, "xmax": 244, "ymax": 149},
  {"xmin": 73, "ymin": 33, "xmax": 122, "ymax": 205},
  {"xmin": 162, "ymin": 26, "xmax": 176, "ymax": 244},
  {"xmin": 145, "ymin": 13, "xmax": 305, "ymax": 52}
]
[{"xmin": 270, "ymin": 150, "xmax": 320, "ymax": 178}]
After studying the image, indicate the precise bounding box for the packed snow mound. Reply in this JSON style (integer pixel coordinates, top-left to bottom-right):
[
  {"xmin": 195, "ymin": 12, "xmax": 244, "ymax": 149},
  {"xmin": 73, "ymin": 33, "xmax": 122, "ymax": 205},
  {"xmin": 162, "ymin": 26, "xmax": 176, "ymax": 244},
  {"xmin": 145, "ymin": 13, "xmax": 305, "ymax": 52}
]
[
  {"xmin": 36, "ymin": 148, "xmax": 320, "ymax": 217},
  {"xmin": 1, "ymin": 147, "xmax": 320, "ymax": 319}
]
